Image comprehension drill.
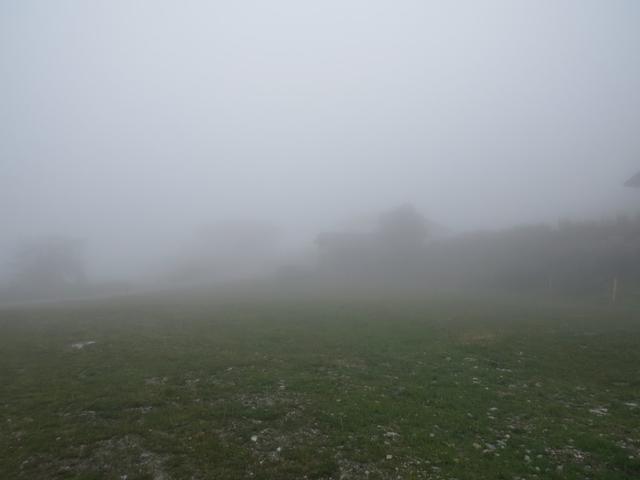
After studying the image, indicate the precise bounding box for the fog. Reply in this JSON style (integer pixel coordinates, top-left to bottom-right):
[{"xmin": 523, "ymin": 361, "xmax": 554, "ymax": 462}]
[{"xmin": 2, "ymin": 1, "xmax": 640, "ymax": 298}]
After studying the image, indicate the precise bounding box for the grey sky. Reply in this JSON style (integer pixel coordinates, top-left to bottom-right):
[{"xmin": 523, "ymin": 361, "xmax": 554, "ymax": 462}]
[{"xmin": 1, "ymin": 1, "xmax": 639, "ymax": 277}]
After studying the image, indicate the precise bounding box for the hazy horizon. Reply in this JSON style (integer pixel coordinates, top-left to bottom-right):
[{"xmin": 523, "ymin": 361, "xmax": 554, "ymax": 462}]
[{"xmin": 2, "ymin": 1, "xmax": 640, "ymax": 282}]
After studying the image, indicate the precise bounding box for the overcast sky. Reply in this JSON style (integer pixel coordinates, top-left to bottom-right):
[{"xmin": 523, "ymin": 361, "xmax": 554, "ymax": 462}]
[{"xmin": 2, "ymin": 1, "xmax": 639, "ymax": 277}]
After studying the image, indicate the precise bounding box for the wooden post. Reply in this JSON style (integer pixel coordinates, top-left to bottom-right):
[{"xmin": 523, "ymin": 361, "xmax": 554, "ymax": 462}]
[{"xmin": 611, "ymin": 276, "xmax": 618, "ymax": 304}]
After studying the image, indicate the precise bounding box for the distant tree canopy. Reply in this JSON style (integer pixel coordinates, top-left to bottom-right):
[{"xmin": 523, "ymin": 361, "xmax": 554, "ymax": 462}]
[
  {"xmin": 423, "ymin": 216, "xmax": 640, "ymax": 295},
  {"xmin": 10, "ymin": 237, "xmax": 87, "ymax": 293},
  {"xmin": 316, "ymin": 205, "xmax": 640, "ymax": 297},
  {"xmin": 378, "ymin": 203, "xmax": 430, "ymax": 249},
  {"xmin": 316, "ymin": 204, "xmax": 430, "ymax": 279},
  {"xmin": 624, "ymin": 171, "xmax": 640, "ymax": 188}
]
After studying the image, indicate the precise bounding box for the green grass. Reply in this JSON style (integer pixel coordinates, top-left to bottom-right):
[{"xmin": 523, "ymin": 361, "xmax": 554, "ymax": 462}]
[{"xmin": 1, "ymin": 292, "xmax": 640, "ymax": 479}]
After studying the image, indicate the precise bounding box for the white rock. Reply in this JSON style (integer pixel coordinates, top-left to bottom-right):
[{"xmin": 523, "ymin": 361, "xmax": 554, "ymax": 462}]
[{"xmin": 588, "ymin": 407, "xmax": 608, "ymax": 416}]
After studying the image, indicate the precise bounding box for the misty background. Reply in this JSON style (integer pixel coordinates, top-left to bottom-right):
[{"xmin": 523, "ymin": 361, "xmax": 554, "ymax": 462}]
[{"xmin": 1, "ymin": 1, "xmax": 639, "ymax": 298}]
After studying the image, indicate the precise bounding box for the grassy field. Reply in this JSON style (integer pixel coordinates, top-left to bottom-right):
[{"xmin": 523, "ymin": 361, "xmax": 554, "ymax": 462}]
[{"xmin": 1, "ymin": 291, "xmax": 640, "ymax": 479}]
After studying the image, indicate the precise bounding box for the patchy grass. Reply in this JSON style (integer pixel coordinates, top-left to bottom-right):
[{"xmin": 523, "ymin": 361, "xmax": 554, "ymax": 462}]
[{"xmin": 1, "ymin": 293, "xmax": 639, "ymax": 479}]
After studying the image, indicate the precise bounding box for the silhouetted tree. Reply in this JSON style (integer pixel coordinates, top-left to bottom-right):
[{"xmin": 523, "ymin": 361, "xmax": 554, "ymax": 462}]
[
  {"xmin": 10, "ymin": 237, "xmax": 87, "ymax": 293},
  {"xmin": 316, "ymin": 204, "xmax": 431, "ymax": 280},
  {"xmin": 378, "ymin": 203, "xmax": 430, "ymax": 249}
]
